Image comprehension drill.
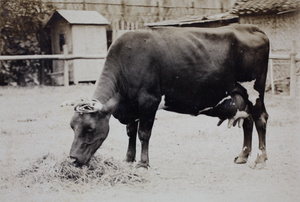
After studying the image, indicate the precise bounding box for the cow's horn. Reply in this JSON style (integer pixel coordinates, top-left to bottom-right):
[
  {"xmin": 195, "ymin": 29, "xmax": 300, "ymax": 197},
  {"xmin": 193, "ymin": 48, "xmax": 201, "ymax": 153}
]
[{"xmin": 70, "ymin": 99, "xmax": 103, "ymax": 113}]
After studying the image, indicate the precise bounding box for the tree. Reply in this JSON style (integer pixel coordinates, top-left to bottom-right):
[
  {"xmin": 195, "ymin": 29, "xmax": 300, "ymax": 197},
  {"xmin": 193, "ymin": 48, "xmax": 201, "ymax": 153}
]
[{"xmin": 0, "ymin": 0, "xmax": 55, "ymax": 85}]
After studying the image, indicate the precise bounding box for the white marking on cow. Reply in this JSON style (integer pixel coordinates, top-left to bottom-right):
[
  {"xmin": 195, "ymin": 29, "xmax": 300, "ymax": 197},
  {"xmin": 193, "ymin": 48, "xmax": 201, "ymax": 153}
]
[
  {"xmin": 243, "ymin": 146, "xmax": 249, "ymax": 152},
  {"xmin": 92, "ymin": 102, "xmax": 103, "ymax": 111},
  {"xmin": 215, "ymin": 96, "xmax": 232, "ymax": 107},
  {"xmin": 257, "ymin": 149, "xmax": 263, "ymax": 156},
  {"xmin": 158, "ymin": 95, "xmax": 167, "ymax": 110},
  {"xmin": 198, "ymin": 95, "xmax": 232, "ymax": 115},
  {"xmin": 198, "ymin": 107, "xmax": 213, "ymax": 114},
  {"xmin": 238, "ymin": 80, "xmax": 259, "ymax": 105}
]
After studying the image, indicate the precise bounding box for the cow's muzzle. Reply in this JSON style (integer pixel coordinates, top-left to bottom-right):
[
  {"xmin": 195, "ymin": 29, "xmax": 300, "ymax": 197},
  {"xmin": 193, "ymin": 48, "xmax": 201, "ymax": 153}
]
[{"xmin": 69, "ymin": 156, "xmax": 84, "ymax": 167}]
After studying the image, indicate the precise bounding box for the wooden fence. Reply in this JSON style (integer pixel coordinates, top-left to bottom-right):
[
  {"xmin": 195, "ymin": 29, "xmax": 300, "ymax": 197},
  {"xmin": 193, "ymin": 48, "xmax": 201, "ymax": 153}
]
[
  {"xmin": 269, "ymin": 41, "xmax": 300, "ymax": 97},
  {"xmin": 0, "ymin": 45, "xmax": 299, "ymax": 97},
  {"xmin": 0, "ymin": 45, "xmax": 106, "ymax": 87}
]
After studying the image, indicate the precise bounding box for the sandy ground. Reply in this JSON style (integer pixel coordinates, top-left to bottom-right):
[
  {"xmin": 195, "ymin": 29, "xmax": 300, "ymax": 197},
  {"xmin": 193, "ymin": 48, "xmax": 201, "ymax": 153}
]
[{"xmin": 0, "ymin": 85, "xmax": 299, "ymax": 202}]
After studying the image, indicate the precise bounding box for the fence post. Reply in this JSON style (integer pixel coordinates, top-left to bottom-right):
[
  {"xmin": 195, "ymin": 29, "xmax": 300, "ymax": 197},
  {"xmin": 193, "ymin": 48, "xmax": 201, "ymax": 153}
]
[
  {"xmin": 290, "ymin": 40, "xmax": 297, "ymax": 97},
  {"xmin": 135, "ymin": 21, "xmax": 139, "ymax": 29},
  {"xmin": 63, "ymin": 45, "xmax": 69, "ymax": 87},
  {"xmin": 157, "ymin": 0, "xmax": 162, "ymax": 21},
  {"xmin": 38, "ymin": 52, "xmax": 45, "ymax": 85},
  {"xmin": 269, "ymin": 59, "xmax": 275, "ymax": 94},
  {"xmin": 191, "ymin": 0, "xmax": 195, "ymax": 15}
]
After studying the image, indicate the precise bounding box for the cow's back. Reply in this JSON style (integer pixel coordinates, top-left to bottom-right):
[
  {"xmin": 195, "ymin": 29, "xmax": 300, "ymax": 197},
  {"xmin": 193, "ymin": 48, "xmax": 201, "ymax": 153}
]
[{"xmin": 102, "ymin": 24, "xmax": 269, "ymax": 117}]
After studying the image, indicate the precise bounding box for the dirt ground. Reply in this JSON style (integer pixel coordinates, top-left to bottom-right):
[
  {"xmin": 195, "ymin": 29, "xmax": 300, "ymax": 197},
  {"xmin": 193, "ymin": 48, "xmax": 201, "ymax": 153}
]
[{"xmin": 0, "ymin": 85, "xmax": 299, "ymax": 202}]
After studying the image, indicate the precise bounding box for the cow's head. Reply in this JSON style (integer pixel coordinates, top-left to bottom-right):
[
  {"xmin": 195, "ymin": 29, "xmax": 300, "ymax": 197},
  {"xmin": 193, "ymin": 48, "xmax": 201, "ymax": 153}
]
[{"xmin": 68, "ymin": 98, "xmax": 116, "ymax": 166}]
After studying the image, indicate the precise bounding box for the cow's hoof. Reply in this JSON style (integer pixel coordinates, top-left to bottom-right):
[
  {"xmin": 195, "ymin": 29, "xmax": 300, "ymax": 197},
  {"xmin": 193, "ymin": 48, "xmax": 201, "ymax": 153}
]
[
  {"xmin": 124, "ymin": 157, "xmax": 136, "ymax": 163},
  {"xmin": 234, "ymin": 156, "xmax": 248, "ymax": 164},
  {"xmin": 136, "ymin": 161, "xmax": 150, "ymax": 169},
  {"xmin": 255, "ymin": 153, "xmax": 268, "ymax": 164}
]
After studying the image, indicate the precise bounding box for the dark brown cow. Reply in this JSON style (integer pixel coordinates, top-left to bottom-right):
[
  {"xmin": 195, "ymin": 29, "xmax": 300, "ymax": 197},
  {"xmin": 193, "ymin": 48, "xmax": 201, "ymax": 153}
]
[{"xmin": 67, "ymin": 24, "xmax": 269, "ymax": 168}]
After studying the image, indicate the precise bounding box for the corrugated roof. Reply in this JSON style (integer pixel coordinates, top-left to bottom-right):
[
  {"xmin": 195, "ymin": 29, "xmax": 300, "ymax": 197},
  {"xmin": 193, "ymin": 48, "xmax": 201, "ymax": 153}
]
[
  {"xmin": 49, "ymin": 10, "xmax": 110, "ymax": 25},
  {"xmin": 145, "ymin": 13, "xmax": 238, "ymax": 27},
  {"xmin": 231, "ymin": 0, "xmax": 300, "ymax": 15}
]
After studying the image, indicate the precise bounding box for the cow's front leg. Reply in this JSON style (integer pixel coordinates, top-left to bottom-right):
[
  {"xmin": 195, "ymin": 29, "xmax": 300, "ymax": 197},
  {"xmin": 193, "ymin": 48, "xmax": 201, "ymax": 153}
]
[
  {"xmin": 234, "ymin": 115, "xmax": 253, "ymax": 164},
  {"xmin": 136, "ymin": 95, "xmax": 160, "ymax": 168},
  {"xmin": 137, "ymin": 129, "xmax": 151, "ymax": 168},
  {"xmin": 136, "ymin": 116, "xmax": 156, "ymax": 168},
  {"xmin": 125, "ymin": 121, "xmax": 138, "ymax": 163}
]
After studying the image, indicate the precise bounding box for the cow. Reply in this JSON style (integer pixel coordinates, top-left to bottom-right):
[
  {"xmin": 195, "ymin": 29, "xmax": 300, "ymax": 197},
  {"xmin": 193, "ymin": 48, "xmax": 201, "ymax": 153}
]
[{"xmin": 67, "ymin": 24, "xmax": 269, "ymax": 168}]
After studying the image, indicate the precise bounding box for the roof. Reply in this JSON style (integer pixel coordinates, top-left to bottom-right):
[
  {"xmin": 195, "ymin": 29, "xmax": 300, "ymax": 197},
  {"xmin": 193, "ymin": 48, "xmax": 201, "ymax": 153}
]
[
  {"xmin": 145, "ymin": 13, "xmax": 238, "ymax": 27},
  {"xmin": 46, "ymin": 10, "xmax": 110, "ymax": 26},
  {"xmin": 231, "ymin": 0, "xmax": 300, "ymax": 15}
]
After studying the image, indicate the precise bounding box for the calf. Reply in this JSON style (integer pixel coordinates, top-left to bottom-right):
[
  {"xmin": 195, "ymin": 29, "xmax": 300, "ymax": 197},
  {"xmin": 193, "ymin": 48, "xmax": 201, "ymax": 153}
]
[{"xmin": 199, "ymin": 83, "xmax": 250, "ymax": 128}]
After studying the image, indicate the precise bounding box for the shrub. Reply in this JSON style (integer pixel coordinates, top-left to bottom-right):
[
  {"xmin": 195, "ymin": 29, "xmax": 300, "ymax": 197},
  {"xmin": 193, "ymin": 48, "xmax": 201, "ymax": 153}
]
[{"xmin": 0, "ymin": 0, "xmax": 56, "ymax": 86}]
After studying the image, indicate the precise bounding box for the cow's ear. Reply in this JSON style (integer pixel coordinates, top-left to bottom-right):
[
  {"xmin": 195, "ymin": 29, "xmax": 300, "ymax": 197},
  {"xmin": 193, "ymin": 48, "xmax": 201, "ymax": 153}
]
[{"xmin": 100, "ymin": 95, "xmax": 119, "ymax": 115}]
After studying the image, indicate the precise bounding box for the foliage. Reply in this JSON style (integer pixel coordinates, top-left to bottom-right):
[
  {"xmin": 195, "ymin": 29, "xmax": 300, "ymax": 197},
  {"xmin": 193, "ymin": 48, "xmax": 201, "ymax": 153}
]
[{"xmin": 0, "ymin": 0, "xmax": 56, "ymax": 86}]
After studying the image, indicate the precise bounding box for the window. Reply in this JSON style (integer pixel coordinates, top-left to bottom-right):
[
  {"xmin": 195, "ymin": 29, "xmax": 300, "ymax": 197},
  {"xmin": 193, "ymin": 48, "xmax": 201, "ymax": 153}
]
[{"xmin": 59, "ymin": 34, "xmax": 65, "ymax": 51}]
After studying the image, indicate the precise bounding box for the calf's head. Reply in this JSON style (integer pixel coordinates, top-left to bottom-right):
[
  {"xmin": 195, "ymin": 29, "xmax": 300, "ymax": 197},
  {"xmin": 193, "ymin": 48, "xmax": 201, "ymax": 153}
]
[{"xmin": 69, "ymin": 99, "xmax": 112, "ymax": 166}]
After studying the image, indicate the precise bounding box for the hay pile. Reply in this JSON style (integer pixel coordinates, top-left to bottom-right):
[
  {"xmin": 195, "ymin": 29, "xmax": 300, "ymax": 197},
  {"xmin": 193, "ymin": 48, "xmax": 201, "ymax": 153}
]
[{"xmin": 18, "ymin": 153, "xmax": 146, "ymax": 191}]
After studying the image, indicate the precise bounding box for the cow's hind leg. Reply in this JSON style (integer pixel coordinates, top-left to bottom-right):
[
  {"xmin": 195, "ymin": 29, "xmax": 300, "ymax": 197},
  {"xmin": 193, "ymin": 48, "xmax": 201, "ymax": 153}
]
[
  {"xmin": 253, "ymin": 98, "xmax": 269, "ymax": 163},
  {"xmin": 235, "ymin": 115, "xmax": 253, "ymax": 164},
  {"xmin": 125, "ymin": 121, "xmax": 138, "ymax": 163},
  {"xmin": 252, "ymin": 73, "xmax": 269, "ymax": 164}
]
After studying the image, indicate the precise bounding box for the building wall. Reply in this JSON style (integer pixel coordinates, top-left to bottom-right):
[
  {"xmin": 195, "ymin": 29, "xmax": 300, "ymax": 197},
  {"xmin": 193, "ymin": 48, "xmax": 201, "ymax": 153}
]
[
  {"xmin": 49, "ymin": 19, "xmax": 108, "ymax": 84},
  {"xmin": 239, "ymin": 11, "xmax": 300, "ymax": 54},
  {"xmin": 43, "ymin": 0, "xmax": 236, "ymax": 28},
  {"xmin": 50, "ymin": 18, "xmax": 72, "ymax": 75},
  {"xmin": 72, "ymin": 26, "xmax": 107, "ymax": 54},
  {"xmin": 239, "ymin": 11, "xmax": 300, "ymax": 95},
  {"xmin": 72, "ymin": 25, "xmax": 107, "ymax": 83},
  {"xmin": 50, "ymin": 18, "xmax": 72, "ymax": 55}
]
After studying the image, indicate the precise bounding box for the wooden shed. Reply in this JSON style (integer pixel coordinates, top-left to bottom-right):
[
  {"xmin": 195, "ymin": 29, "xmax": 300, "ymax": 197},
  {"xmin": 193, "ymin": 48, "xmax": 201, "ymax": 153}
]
[{"xmin": 46, "ymin": 10, "xmax": 110, "ymax": 85}]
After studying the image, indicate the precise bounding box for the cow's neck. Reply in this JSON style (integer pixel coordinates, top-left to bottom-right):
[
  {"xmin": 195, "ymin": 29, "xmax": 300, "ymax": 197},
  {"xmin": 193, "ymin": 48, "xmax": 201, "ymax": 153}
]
[{"xmin": 92, "ymin": 72, "xmax": 119, "ymax": 108}]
